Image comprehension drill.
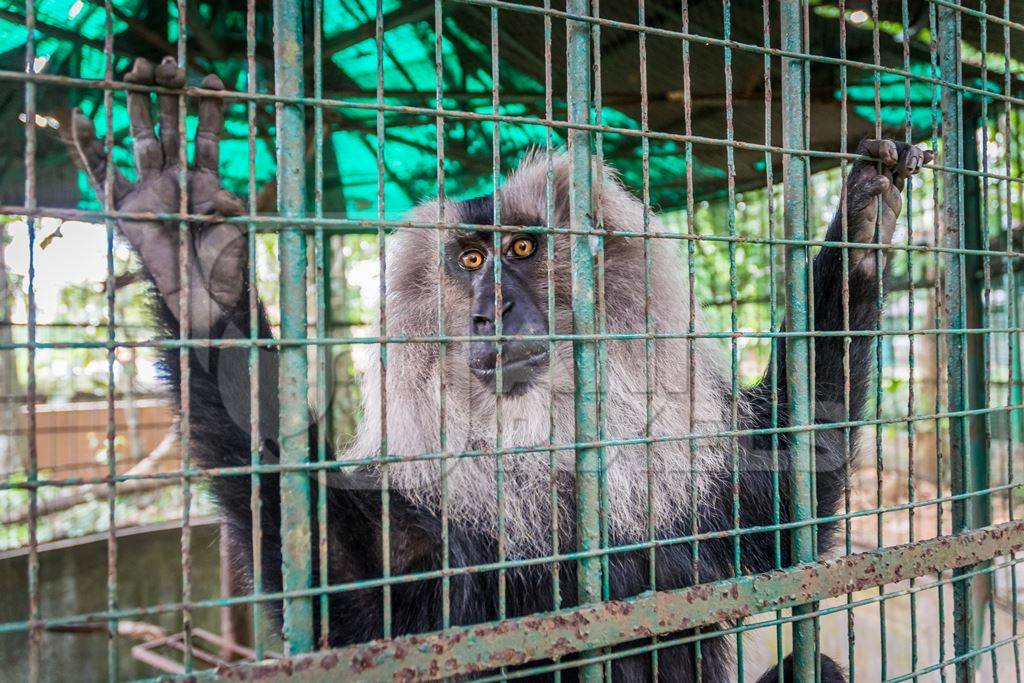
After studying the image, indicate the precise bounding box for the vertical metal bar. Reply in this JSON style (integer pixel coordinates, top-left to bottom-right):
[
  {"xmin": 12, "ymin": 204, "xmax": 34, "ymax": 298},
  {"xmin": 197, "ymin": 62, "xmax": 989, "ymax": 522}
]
[
  {"xmin": 272, "ymin": 0, "xmax": 313, "ymax": 655},
  {"xmin": 100, "ymin": 1, "xmax": 118, "ymax": 678},
  {"xmin": 938, "ymin": 4, "xmax": 975, "ymax": 681},
  {"xmin": 837, "ymin": 3, "xmax": 856, "ymax": 680},
  {"xmin": 174, "ymin": 0, "xmax": 194, "ymax": 669},
  {"xmin": 636, "ymin": 0, "xmax": 658, "ymax": 677},
  {"xmin": 489, "ymin": 2, "xmax": 506, "ymax": 627},
  {"xmin": 779, "ymin": 2, "xmax": 814, "ymax": 681},
  {"xmin": 1001, "ymin": 1, "xmax": 1021, "ymax": 675},
  {"xmin": 762, "ymin": 1, "xmax": 785, "ymax": 678},
  {"xmin": 566, "ymin": 1, "xmax": 602, "ymax": 680},
  {"xmin": 590, "ymin": 0, "xmax": 609, "ymax": 629},
  {"xmin": 245, "ymin": 0, "xmax": 265, "ymax": 659},
  {"xmin": 588, "ymin": 4, "xmax": 610, "ymax": 679},
  {"xmin": 973, "ymin": 7, "xmax": 998, "ymax": 677},
  {"xmin": 312, "ymin": 0, "xmax": 330, "ymax": 649},
  {"xmin": 22, "ymin": 1, "xmax": 40, "ymax": 680},
  {"xmin": 721, "ymin": 1, "xmax": 744, "ymax": 678},
  {"xmin": 868, "ymin": 6, "xmax": 889, "ymax": 678},
  {"xmin": 927, "ymin": 5, "xmax": 948, "ymax": 681},
  {"xmin": 543, "ymin": 0, "xmax": 561, "ymax": 646},
  {"xmin": 373, "ymin": 0, "xmax": 391, "ymax": 641},
  {"xmin": 680, "ymin": 1, "xmax": 702, "ymax": 675},
  {"xmin": 962, "ymin": 83, "xmax": 992, "ymax": 664},
  {"xmin": 433, "ymin": 0, "xmax": 451, "ymax": 634},
  {"xmin": 899, "ymin": 1, "xmax": 919, "ymax": 680}
]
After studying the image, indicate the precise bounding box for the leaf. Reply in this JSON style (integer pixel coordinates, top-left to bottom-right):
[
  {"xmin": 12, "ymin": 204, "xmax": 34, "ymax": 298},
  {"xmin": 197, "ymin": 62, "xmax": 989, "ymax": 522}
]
[{"xmin": 39, "ymin": 225, "xmax": 64, "ymax": 250}]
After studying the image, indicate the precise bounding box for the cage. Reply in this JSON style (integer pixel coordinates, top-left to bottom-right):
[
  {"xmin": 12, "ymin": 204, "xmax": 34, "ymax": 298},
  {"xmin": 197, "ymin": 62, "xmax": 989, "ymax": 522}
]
[{"xmin": 2, "ymin": 0, "xmax": 1024, "ymax": 681}]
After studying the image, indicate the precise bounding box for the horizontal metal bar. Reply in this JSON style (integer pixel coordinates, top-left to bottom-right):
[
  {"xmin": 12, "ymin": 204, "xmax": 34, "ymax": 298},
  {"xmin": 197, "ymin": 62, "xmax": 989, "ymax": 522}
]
[
  {"xmin": 928, "ymin": 0, "xmax": 1024, "ymax": 33},
  {"xmin": 3, "ymin": 400, "xmax": 1023, "ymax": 497},
  {"xmin": 4, "ymin": 70, "xmax": 1022, "ymax": 185},
  {"xmin": 473, "ymin": 555, "xmax": 1024, "ymax": 681},
  {"xmin": 5, "ymin": 323, "xmax": 1024, "ymax": 357},
  {"xmin": 148, "ymin": 520, "xmax": 1024, "ymax": 682},
  {"xmin": 8, "ymin": 204, "xmax": 1024, "ymax": 260}
]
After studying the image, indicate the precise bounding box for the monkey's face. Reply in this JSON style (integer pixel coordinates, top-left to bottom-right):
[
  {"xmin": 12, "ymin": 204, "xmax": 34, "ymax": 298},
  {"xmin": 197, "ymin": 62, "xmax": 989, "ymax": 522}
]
[{"xmin": 446, "ymin": 227, "xmax": 550, "ymax": 396}]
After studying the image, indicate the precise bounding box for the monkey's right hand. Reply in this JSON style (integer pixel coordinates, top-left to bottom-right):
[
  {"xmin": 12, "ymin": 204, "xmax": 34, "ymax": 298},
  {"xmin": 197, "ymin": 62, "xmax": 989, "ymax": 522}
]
[{"xmin": 71, "ymin": 57, "xmax": 246, "ymax": 335}]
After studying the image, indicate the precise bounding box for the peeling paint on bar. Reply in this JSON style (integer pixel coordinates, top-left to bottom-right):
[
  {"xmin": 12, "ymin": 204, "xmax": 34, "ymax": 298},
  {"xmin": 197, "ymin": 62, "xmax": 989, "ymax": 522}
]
[{"xmin": 273, "ymin": 0, "xmax": 313, "ymax": 656}]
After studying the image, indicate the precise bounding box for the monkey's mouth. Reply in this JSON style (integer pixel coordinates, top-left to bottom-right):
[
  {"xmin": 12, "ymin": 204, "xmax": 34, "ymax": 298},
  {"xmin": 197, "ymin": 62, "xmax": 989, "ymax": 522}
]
[{"xmin": 468, "ymin": 345, "xmax": 549, "ymax": 395}]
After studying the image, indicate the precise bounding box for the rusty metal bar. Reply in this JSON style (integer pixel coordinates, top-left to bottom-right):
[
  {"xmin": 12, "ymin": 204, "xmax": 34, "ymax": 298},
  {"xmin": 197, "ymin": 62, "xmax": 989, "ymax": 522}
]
[
  {"xmin": 780, "ymin": 1, "xmax": 815, "ymax": 681},
  {"xmin": 565, "ymin": 1, "xmax": 603, "ymax": 681},
  {"xmin": 272, "ymin": 0, "xmax": 314, "ymax": 654},
  {"xmin": 938, "ymin": 4, "xmax": 978, "ymax": 682},
  {"xmin": 169, "ymin": 521, "xmax": 1024, "ymax": 682}
]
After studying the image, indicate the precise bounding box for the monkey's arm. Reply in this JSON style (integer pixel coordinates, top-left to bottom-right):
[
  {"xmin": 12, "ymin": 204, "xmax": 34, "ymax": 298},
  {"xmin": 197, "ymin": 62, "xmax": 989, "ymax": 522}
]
[
  {"xmin": 71, "ymin": 58, "xmax": 447, "ymax": 642},
  {"xmin": 736, "ymin": 138, "xmax": 931, "ymax": 572},
  {"xmin": 69, "ymin": 55, "xmax": 298, "ymax": 595}
]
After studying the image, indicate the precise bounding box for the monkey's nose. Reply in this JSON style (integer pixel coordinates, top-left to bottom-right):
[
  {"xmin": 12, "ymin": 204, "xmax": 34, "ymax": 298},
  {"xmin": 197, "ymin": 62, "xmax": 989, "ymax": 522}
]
[{"xmin": 471, "ymin": 301, "xmax": 515, "ymax": 335}]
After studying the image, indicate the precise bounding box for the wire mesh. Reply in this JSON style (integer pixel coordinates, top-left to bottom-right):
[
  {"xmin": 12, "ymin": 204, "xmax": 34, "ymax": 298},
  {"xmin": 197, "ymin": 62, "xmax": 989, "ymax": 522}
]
[{"xmin": 1, "ymin": 0, "xmax": 1024, "ymax": 681}]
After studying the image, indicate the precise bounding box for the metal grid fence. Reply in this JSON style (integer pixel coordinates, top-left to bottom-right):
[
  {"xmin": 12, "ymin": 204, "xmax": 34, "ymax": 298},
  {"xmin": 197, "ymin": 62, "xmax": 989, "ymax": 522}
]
[{"xmin": 4, "ymin": 0, "xmax": 1024, "ymax": 681}]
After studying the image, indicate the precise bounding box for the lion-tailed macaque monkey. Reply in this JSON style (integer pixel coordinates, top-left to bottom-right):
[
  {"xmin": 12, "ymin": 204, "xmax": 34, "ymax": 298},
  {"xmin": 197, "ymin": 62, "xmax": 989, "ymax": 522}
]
[{"xmin": 71, "ymin": 57, "xmax": 931, "ymax": 682}]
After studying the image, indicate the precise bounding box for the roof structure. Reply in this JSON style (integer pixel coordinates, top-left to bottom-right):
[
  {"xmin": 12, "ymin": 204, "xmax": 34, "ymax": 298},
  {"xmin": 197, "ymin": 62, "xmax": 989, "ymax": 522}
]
[{"xmin": 1, "ymin": 0, "xmax": 1020, "ymax": 220}]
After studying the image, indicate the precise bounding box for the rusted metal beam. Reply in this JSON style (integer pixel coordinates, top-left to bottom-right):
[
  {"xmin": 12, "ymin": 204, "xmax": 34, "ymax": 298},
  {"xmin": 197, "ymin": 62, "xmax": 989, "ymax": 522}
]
[{"xmin": 166, "ymin": 520, "xmax": 1024, "ymax": 682}]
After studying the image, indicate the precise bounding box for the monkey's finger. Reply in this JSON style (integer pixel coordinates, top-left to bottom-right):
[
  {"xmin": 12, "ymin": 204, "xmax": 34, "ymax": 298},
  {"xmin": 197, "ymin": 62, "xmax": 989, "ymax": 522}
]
[
  {"xmin": 897, "ymin": 145, "xmax": 926, "ymax": 178},
  {"xmin": 124, "ymin": 58, "xmax": 163, "ymax": 179},
  {"xmin": 155, "ymin": 57, "xmax": 187, "ymax": 168},
  {"xmin": 70, "ymin": 109, "xmax": 132, "ymax": 203},
  {"xmin": 860, "ymin": 138, "xmax": 899, "ymax": 167},
  {"xmin": 195, "ymin": 74, "xmax": 225, "ymax": 173}
]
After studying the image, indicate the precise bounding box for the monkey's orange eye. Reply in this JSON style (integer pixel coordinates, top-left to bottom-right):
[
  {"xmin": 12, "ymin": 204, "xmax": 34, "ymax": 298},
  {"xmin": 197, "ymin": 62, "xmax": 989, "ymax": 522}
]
[
  {"xmin": 508, "ymin": 237, "xmax": 536, "ymax": 259},
  {"xmin": 459, "ymin": 249, "xmax": 485, "ymax": 271}
]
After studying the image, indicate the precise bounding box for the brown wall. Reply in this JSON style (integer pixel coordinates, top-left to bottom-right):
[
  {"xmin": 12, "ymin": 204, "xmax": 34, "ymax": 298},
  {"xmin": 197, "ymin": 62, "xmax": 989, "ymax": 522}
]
[{"xmin": 12, "ymin": 399, "xmax": 177, "ymax": 478}]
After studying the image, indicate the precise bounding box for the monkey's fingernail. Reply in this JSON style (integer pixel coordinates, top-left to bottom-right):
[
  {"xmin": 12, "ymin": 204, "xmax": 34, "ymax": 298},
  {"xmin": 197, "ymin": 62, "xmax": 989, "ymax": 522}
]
[
  {"xmin": 200, "ymin": 74, "xmax": 224, "ymax": 91},
  {"xmin": 156, "ymin": 57, "xmax": 186, "ymax": 88},
  {"xmin": 125, "ymin": 57, "xmax": 154, "ymax": 84}
]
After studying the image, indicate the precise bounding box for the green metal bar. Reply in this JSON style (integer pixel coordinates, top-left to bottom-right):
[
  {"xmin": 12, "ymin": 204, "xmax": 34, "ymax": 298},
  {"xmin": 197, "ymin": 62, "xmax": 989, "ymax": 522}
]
[
  {"xmin": 780, "ymin": 1, "xmax": 815, "ymax": 681},
  {"xmin": 961, "ymin": 108, "xmax": 995, "ymax": 656},
  {"xmin": 21, "ymin": 1, "xmax": 40, "ymax": 680},
  {"xmin": 273, "ymin": 0, "xmax": 314, "ymax": 655},
  {"xmin": 1012, "ymin": 268, "xmax": 1024, "ymax": 447},
  {"xmin": 312, "ymin": 0, "xmax": 331, "ymax": 649},
  {"xmin": 161, "ymin": 521, "xmax": 1024, "ymax": 683},
  {"xmin": 566, "ymin": 1, "xmax": 602, "ymax": 680},
  {"xmin": 938, "ymin": 5, "xmax": 977, "ymax": 682},
  {"xmin": 245, "ymin": 0, "xmax": 266, "ymax": 658}
]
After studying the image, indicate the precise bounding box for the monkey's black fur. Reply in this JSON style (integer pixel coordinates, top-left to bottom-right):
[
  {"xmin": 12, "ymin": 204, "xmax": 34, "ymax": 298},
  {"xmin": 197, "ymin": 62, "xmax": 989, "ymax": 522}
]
[{"xmin": 151, "ymin": 159, "xmax": 891, "ymax": 682}]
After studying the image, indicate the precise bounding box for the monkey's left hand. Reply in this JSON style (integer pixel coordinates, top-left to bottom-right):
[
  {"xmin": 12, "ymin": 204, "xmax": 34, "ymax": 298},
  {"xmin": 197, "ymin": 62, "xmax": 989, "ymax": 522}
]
[
  {"xmin": 841, "ymin": 137, "xmax": 933, "ymax": 277},
  {"xmin": 69, "ymin": 57, "xmax": 246, "ymax": 335}
]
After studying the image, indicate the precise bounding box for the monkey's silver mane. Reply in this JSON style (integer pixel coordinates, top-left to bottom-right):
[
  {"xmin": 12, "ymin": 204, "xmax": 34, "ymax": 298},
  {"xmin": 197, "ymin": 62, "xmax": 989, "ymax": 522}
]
[{"xmin": 339, "ymin": 152, "xmax": 730, "ymax": 557}]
